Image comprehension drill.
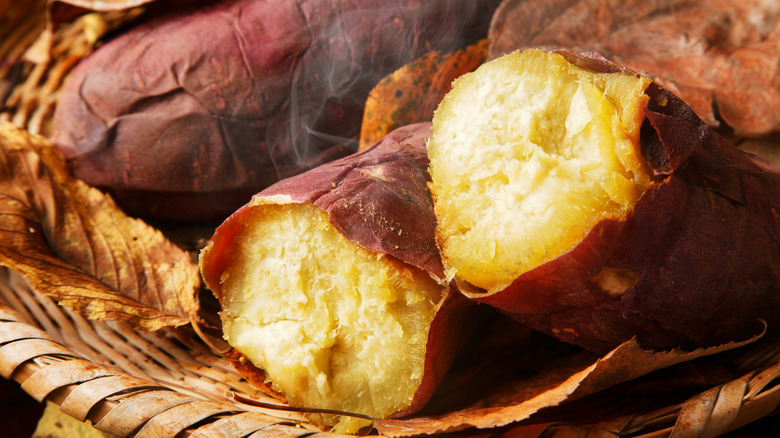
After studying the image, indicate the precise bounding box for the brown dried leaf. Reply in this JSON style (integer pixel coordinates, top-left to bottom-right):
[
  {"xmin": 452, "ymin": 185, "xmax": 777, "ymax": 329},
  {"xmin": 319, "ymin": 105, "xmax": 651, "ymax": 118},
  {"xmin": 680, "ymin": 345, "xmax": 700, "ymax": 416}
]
[
  {"xmin": 375, "ymin": 325, "xmax": 761, "ymax": 437},
  {"xmin": 488, "ymin": 0, "xmax": 780, "ymax": 137},
  {"xmin": 358, "ymin": 40, "xmax": 489, "ymax": 151},
  {"xmin": 0, "ymin": 122, "xmax": 199, "ymax": 331}
]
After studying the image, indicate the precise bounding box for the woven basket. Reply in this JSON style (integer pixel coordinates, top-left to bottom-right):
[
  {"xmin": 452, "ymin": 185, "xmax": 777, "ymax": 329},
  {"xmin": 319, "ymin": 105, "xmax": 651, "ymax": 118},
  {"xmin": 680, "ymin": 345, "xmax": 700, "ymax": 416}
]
[{"xmin": 2, "ymin": 2, "xmax": 780, "ymax": 437}]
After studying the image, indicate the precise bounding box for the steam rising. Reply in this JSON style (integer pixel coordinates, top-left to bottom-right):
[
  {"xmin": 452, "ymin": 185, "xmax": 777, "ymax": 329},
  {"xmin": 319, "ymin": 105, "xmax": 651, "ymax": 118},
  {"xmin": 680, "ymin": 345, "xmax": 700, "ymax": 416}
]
[
  {"xmin": 50, "ymin": 0, "xmax": 500, "ymax": 221},
  {"xmin": 272, "ymin": 0, "xmax": 497, "ymax": 178}
]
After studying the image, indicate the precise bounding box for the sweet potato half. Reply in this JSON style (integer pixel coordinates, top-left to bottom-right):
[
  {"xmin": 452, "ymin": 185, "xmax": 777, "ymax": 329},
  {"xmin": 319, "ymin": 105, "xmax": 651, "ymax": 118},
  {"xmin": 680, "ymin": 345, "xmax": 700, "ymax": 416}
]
[
  {"xmin": 51, "ymin": 0, "xmax": 500, "ymax": 222},
  {"xmin": 427, "ymin": 49, "xmax": 780, "ymax": 353},
  {"xmin": 199, "ymin": 124, "xmax": 475, "ymax": 432}
]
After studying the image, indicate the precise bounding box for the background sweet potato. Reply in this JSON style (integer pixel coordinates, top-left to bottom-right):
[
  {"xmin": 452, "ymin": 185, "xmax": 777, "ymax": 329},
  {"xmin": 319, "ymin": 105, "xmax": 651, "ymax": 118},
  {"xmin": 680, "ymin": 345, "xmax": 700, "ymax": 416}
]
[{"xmin": 51, "ymin": 0, "xmax": 501, "ymax": 222}]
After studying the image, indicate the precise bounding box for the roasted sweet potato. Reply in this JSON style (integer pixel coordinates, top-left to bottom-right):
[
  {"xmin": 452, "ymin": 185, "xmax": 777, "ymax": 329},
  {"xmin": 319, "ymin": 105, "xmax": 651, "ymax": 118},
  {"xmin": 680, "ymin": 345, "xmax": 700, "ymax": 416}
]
[
  {"xmin": 427, "ymin": 49, "xmax": 780, "ymax": 353},
  {"xmin": 50, "ymin": 0, "xmax": 501, "ymax": 222},
  {"xmin": 199, "ymin": 123, "xmax": 477, "ymax": 432}
]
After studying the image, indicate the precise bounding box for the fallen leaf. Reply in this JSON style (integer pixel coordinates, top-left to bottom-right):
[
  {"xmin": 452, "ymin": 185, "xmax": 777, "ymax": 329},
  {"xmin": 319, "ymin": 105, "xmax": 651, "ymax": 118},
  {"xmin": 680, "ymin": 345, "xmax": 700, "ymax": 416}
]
[
  {"xmin": 375, "ymin": 320, "xmax": 761, "ymax": 437},
  {"xmin": 488, "ymin": 0, "xmax": 780, "ymax": 137},
  {"xmin": 0, "ymin": 122, "xmax": 199, "ymax": 331},
  {"xmin": 358, "ymin": 40, "xmax": 489, "ymax": 150}
]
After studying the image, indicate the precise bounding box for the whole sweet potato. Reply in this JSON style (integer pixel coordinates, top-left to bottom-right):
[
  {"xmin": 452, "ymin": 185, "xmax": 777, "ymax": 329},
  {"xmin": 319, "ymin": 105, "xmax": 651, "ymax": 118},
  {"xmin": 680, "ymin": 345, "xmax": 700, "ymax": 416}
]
[
  {"xmin": 427, "ymin": 49, "xmax": 780, "ymax": 354},
  {"xmin": 199, "ymin": 123, "xmax": 478, "ymax": 432},
  {"xmin": 50, "ymin": 0, "xmax": 501, "ymax": 222}
]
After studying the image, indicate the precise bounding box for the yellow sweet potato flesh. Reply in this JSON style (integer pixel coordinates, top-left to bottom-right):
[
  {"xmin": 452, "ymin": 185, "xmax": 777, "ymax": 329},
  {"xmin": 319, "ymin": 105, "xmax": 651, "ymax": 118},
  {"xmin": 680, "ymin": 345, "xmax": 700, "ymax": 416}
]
[
  {"xmin": 218, "ymin": 202, "xmax": 442, "ymax": 431},
  {"xmin": 428, "ymin": 49, "xmax": 652, "ymax": 292}
]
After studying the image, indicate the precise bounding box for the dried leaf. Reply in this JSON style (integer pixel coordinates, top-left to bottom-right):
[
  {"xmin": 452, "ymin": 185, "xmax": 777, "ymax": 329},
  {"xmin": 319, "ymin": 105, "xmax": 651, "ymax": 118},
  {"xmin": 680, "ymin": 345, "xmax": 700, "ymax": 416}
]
[
  {"xmin": 488, "ymin": 0, "xmax": 780, "ymax": 137},
  {"xmin": 0, "ymin": 122, "xmax": 199, "ymax": 331},
  {"xmin": 358, "ymin": 40, "xmax": 489, "ymax": 151},
  {"xmin": 375, "ymin": 326, "xmax": 761, "ymax": 436}
]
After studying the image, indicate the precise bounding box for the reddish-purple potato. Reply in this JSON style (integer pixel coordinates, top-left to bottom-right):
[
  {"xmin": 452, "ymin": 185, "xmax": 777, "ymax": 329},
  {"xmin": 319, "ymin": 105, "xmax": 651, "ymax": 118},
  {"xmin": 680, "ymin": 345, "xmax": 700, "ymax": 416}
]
[
  {"xmin": 428, "ymin": 49, "xmax": 780, "ymax": 354},
  {"xmin": 199, "ymin": 123, "xmax": 478, "ymax": 431},
  {"xmin": 51, "ymin": 0, "xmax": 501, "ymax": 222}
]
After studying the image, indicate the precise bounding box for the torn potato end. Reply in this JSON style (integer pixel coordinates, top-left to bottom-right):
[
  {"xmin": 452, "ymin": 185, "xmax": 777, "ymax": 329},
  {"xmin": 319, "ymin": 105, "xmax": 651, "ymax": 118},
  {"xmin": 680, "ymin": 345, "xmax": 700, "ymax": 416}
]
[
  {"xmin": 428, "ymin": 49, "xmax": 653, "ymax": 292},
  {"xmin": 217, "ymin": 202, "xmax": 443, "ymax": 432}
]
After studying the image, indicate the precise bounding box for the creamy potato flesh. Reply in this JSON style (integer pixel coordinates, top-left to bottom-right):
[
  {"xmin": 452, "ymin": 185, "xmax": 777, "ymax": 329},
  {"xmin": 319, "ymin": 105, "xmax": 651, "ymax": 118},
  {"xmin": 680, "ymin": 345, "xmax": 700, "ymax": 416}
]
[
  {"xmin": 428, "ymin": 49, "xmax": 653, "ymax": 292},
  {"xmin": 218, "ymin": 203, "xmax": 442, "ymax": 432}
]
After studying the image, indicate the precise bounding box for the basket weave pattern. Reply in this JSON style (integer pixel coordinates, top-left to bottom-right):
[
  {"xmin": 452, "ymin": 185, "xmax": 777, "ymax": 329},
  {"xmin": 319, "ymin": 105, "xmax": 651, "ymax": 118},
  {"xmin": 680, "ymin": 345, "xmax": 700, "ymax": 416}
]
[
  {"xmin": 2, "ymin": 2, "xmax": 780, "ymax": 437},
  {"xmin": 0, "ymin": 267, "xmax": 334, "ymax": 437}
]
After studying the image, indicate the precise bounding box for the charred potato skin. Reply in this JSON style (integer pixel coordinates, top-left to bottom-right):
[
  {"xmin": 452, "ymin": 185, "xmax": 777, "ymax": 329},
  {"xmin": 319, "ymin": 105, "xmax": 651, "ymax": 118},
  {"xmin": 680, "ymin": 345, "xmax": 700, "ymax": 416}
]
[{"xmin": 464, "ymin": 73, "xmax": 780, "ymax": 354}]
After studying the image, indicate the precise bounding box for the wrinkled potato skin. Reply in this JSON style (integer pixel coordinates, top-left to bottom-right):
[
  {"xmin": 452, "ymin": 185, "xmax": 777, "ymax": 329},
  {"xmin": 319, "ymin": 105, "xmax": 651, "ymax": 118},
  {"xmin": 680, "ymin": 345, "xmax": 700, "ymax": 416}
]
[
  {"xmin": 51, "ymin": 0, "xmax": 501, "ymax": 222},
  {"xmin": 200, "ymin": 123, "xmax": 477, "ymax": 417},
  {"xmin": 200, "ymin": 123, "xmax": 443, "ymax": 293},
  {"xmin": 462, "ymin": 60, "xmax": 780, "ymax": 353}
]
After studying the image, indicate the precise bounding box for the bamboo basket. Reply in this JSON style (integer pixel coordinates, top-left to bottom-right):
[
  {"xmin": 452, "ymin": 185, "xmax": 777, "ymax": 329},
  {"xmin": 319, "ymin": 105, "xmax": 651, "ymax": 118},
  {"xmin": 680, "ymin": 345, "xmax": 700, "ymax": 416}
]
[{"xmin": 1, "ymin": 2, "xmax": 780, "ymax": 437}]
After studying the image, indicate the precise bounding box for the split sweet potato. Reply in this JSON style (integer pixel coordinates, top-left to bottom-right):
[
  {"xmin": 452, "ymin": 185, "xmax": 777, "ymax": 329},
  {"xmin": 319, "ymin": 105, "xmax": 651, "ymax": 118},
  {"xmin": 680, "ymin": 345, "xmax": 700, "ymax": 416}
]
[
  {"xmin": 198, "ymin": 123, "xmax": 477, "ymax": 432},
  {"xmin": 50, "ymin": 0, "xmax": 501, "ymax": 222},
  {"xmin": 427, "ymin": 49, "xmax": 780, "ymax": 354}
]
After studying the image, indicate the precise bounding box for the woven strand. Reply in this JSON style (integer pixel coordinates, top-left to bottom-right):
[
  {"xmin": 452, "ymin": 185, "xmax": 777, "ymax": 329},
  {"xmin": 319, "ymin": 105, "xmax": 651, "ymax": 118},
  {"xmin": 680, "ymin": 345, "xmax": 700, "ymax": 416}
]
[
  {"xmin": 725, "ymin": 375, "xmax": 780, "ymax": 433},
  {"xmin": 93, "ymin": 390, "xmax": 201, "ymax": 436},
  {"xmin": 133, "ymin": 400, "xmax": 241, "ymax": 438},
  {"xmin": 59, "ymin": 374, "xmax": 165, "ymax": 422},
  {"xmin": 0, "ymin": 337, "xmax": 81, "ymax": 379},
  {"xmin": 187, "ymin": 412, "xmax": 300, "ymax": 438},
  {"xmin": 21, "ymin": 359, "xmax": 121, "ymax": 402},
  {"xmin": 701, "ymin": 376, "xmax": 751, "ymax": 437}
]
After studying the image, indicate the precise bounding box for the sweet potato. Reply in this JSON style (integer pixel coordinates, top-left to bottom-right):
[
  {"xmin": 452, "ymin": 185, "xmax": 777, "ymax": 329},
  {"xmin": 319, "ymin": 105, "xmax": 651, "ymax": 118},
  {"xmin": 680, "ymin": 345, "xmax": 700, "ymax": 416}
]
[
  {"xmin": 50, "ymin": 0, "xmax": 501, "ymax": 222},
  {"xmin": 198, "ymin": 123, "xmax": 477, "ymax": 432},
  {"xmin": 427, "ymin": 49, "xmax": 780, "ymax": 354}
]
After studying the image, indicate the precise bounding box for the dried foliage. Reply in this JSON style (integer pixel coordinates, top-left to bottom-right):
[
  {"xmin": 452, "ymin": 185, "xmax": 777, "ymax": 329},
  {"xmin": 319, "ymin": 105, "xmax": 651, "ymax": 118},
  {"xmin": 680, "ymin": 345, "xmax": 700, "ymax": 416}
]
[
  {"xmin": 0, "ymin": 123, "xmax": 199, "ymax": 331},
  {"xmin": 488, "ymin": 0, "xmax": 780, "ymax": 137},
  {"xmin": 375, "ymin": 317, "xmax": 760, "ymax": 436}
]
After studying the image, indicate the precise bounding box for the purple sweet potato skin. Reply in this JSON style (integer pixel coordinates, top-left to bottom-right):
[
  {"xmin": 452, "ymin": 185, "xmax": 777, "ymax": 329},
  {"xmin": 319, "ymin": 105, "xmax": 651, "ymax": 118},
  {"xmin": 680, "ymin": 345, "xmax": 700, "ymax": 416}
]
[
  {"xmin": 467, "ymin": 82, "xmax": 780, "ymax": 354},
  {"xmin": 201, "ymin": 122, "xmax": 442, "ymax": 290},
  {"xmin": 51, "ymin": 0, "xmax": 501, "ymax": 222},
  {"xmin": 264, "ymin": 122, "xmax": 443, "ymax": 278}
]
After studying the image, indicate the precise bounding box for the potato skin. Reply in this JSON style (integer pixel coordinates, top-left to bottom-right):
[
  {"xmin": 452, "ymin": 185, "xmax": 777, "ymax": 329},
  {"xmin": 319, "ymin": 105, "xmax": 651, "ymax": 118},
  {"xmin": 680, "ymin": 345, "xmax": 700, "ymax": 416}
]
[
  {"xmin": 200, "ymin": 123, "xmax": 476, "ymax": 417},
  {"xmin": 201, "ymin": 123, "xmax": 443, "ymax": 293},
  {"xmin": 461, "ymin": 65, "xmax": 780, "ymax": 353},
  {"xmin": 51, "ymin": 0, "xmax": 501, "ymax": 222}
]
